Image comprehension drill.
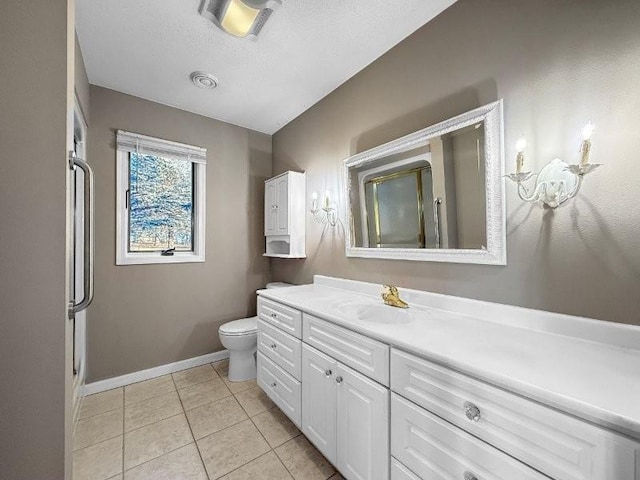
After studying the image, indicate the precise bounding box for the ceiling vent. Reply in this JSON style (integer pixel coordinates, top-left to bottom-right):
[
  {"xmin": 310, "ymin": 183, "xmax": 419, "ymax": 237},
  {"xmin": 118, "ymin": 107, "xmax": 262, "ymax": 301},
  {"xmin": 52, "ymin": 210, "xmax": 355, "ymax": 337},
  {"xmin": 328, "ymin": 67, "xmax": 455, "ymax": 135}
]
[
  {"xmin": 199, "ymin": 0, "xmax": 282, "ymax": 40},
  {"xmin": 190, "ymin": 71, "xmax": 219, "ymax": 89}
]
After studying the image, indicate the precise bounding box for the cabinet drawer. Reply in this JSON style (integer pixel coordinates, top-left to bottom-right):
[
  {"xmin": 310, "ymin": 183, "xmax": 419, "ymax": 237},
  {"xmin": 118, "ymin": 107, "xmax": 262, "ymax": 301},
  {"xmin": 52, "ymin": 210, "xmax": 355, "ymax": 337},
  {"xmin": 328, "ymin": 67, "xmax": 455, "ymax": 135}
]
[
  {"xmin": 258, "ymin": 297, "xmax": 302, "ymax": 339},
  {"xmin": 257, "ymin": 351, "xmax": 301, "ymax": 427},
  {"xmin": 258, "ymin": 319, "xmax": 301, "ymax": 380},
  {"xmin": 391, "ymin": 349, "xmax": 640, "ymax": 480},
  {"xmin": 391, "ymin": 458, "xmax": 421, "ymax": 480},
  {"xmin": 303, "ymin": 314, "xmax": 389, "ymax": 386},
  {"xmin": 391, "ymin": 393, "xmax": 549, "ymax": 480}
]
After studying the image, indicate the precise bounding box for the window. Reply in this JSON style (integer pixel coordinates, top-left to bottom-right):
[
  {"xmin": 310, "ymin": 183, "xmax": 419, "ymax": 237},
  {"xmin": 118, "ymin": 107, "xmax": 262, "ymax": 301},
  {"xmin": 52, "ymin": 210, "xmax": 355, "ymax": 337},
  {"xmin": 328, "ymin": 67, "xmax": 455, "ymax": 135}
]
[{"xmin": 116, "ymin": 131, "xmax": 206, "ymax": 264}]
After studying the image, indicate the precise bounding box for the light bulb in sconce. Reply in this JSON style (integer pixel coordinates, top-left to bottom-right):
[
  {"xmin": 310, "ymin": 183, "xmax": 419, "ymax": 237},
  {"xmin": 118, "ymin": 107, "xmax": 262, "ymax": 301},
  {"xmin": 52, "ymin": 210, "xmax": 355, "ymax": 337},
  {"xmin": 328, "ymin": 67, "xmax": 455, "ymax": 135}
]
[
  {"xmin": 580, "ymin": 121, "xmax": 595, "ymax": 165},
  {"xmin": 582, "ymin": 121, "xmax": 595, "ymax": 141},
  {"xmin": 515, "ymin": 136, "xmax": 527, "ymax": 174},
  {"xmin": 310, "ymin": 188, "xmax": 338, "ymax": 226}
]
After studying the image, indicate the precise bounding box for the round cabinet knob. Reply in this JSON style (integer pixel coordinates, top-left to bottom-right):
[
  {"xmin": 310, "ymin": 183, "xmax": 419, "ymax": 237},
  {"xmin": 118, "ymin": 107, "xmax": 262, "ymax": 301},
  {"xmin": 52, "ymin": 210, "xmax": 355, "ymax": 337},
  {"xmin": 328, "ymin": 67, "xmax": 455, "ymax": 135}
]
[
  {"xmin": 270, "ymin": 313, "xmax": 277, "ymax": 318},
  {"xmin": 463, "ymin": 402, "xmax": 481, "ymax": 422},
  {"xmin": 271, "ymin": 382, "xmax": 277, "ymax": 388},
  {"xmin": 463, "ymin": 472, "xmax": 478, "ymax": 480},
  {"xmin": 325, "ymin": 369, "xmax": 332, "ymax": 377},
  {"xmin": 271, "ymin": 343, "xmax": 277, "ymax": 349},
  {"xmin": 335, "ymin": 376, "xmax": 343, "ymax": 384}
]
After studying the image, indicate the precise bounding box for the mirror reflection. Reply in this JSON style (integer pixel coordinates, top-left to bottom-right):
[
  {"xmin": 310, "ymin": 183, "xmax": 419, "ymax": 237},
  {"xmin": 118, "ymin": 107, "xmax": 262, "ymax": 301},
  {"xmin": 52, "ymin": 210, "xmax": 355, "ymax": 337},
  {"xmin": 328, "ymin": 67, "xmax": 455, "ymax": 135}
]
[{"xmin": 349, "ymin": 122, "xmax": 486, "ymax": 250}]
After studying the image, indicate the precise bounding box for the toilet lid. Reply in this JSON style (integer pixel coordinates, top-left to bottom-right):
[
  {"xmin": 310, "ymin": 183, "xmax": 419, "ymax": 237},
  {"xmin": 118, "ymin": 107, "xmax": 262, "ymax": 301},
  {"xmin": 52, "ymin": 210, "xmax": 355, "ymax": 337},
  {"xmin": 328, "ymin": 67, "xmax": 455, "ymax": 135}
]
[{"xmin": 219, "ymin": 316, "xmax": 258, "ymax": 335}]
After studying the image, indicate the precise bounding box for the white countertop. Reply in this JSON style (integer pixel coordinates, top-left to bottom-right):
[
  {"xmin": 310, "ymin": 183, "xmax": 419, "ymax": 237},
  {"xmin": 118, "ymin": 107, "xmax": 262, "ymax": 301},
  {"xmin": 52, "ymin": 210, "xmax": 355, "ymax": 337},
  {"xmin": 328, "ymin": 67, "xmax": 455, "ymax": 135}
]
[{"xmin": 258, "ymin": 276, "xmax": 640, "ymax": 441}]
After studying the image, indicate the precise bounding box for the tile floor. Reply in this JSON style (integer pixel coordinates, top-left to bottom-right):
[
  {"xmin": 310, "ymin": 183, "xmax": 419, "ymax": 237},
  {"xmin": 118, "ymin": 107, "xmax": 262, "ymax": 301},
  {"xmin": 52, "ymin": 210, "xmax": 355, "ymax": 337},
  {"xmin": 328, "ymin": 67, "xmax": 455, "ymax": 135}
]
[{"xmin": 73, "ymin": 360, "xmax": 344, "ymax": 480}]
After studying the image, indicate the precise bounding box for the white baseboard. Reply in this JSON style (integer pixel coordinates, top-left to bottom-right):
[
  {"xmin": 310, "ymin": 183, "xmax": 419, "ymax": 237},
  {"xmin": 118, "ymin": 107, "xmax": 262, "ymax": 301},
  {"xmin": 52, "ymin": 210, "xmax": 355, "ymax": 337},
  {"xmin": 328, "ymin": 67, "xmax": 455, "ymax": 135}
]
[{"xmin": 80, "ymin": 350, "xmax": 230, "ymax": 397}]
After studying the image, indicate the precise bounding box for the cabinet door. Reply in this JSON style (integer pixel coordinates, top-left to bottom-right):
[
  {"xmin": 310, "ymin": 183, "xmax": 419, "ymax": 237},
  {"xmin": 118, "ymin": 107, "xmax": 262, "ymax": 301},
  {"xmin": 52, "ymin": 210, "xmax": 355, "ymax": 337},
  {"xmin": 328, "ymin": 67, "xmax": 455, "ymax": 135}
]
[
  {"xmin": 275, "ymin": 174, "xmax": 289, "ymax": 234},
  {"xmin": 264, "ymin": 179, "xmax": 277, "ymax": 236},
  {"xmin": 336, "ymin": 363, "xmax": 389, "ymax": 480},
  {"xmin": 302, "ymin": 344, "xmax": 337, "ymax": 464}
]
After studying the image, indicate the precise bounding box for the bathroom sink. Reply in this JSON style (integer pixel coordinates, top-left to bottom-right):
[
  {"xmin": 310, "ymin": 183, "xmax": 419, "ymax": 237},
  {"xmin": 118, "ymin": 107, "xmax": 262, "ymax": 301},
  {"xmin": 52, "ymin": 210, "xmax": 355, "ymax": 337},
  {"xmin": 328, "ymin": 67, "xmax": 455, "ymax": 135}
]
[{"xmin": 334, "ymin": 301, "xmax": 417, "ymax": 325}]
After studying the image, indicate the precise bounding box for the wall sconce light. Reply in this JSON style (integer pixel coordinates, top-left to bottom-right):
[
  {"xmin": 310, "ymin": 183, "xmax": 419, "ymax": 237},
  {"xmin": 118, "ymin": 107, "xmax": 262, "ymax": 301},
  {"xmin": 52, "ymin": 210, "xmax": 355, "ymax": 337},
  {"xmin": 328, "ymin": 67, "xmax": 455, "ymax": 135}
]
[
  {"xmin": 199, "ymin": 0, "xmax": 282, "ymax": 39},
  {"xmin": 506, "ymin": 122, "xmax": 601, "ymax": 208},
  {"xmin": 310, "ymin": 190, "xmax": 338, "ymax": 226}
]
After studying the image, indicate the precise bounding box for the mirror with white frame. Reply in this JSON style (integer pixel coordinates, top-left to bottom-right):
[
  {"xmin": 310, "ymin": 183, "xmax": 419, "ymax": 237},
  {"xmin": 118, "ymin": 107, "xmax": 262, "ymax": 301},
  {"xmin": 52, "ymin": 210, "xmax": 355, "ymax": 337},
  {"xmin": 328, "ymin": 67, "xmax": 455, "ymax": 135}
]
[{"xmin": 343, "ymin": 100, "xmax": 506, "ymax": 265}]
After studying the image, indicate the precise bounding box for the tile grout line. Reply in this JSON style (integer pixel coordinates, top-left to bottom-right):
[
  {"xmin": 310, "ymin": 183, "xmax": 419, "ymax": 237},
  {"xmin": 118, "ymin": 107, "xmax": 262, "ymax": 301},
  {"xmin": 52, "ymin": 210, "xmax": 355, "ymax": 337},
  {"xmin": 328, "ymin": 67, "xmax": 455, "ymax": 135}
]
[
  {"xmin": 122, "ymin": 440, "xmax": 204, "ymax": 476},
  {"xmin": 185, "ymin": 369, "xmax": 284, "ymax": 479},
  {"xmin": 81, "ymin": 363, "xmax": 334, "ymax": 480},
  {"xmin": 77, "ymin": 387, "xmax": 124, "ymax": 421},
  {"xmin": 174, "ymin": 363, "xmax": 223, "ymax": 392},
  {"xmin": 216, "ymin": 450, "xmax": 287, "ymax": 480},
  {"xmin": 124, "ymin": 386, "xmax": 176, "ymax": 407},
  {"xmin": 77, "ymin": 403, "xmax": 123, "ymax": 421},
  {"xmin": 234, "ymin": 384, "xmax": 307, "ymax": 480},
  {"xmin": 73, "ymin": 366, "xmax": 223, "ymax": 479},
  {"xmin": 82, "ymin": 362, "xmax": 223, "ymax": 421},
  {"xmin": 245, "ymin": 407, "xmax": 297, "ymax": 480},
  {"xmin": 202, "ymin": 386, "xmax": 282, "ymax": 480},
  {"xmin": 245, "ymin": 397, "xmax": 336, "ymax": 480},
  {"xmin": 183, "ymin": 392, "xmax": 235, "ymax": 416},
  {"xmin": 171, "ymin": 370, "xmax": 211, "ymax": 480},
  {"xmin": 72, "ymin": 410, "xmax": 188, "ymax": 457}
]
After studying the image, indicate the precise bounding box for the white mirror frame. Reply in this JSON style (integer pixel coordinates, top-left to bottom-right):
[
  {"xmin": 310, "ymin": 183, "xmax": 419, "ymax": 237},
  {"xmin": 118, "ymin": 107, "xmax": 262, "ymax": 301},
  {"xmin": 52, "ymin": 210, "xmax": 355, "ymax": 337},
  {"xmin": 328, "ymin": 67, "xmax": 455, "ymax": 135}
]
[{"xmin": 343, "ymin": 100, "xmax": 506, "ymax": 265}]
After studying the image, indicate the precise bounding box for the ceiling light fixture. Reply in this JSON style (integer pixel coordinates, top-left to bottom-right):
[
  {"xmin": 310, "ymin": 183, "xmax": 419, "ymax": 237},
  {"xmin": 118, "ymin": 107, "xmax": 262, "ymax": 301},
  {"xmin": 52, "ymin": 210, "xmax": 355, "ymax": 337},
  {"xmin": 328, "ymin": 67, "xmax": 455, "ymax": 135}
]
[
  {"xmin": 190, "ymin": 71, "xmax": 219, "ymax": 89},
  {"xmin": 199, "ymin": 0, "xmax": 282, "ymax": 39}
]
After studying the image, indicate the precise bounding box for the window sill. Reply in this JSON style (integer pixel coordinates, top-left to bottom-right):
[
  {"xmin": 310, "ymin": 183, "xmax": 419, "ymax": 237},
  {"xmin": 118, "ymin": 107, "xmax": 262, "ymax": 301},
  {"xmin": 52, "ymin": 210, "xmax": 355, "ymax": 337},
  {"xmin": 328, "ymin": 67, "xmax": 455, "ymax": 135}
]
[{"xmin": 116, "ymin": 252, "xmax": 205, "ymax": 265}]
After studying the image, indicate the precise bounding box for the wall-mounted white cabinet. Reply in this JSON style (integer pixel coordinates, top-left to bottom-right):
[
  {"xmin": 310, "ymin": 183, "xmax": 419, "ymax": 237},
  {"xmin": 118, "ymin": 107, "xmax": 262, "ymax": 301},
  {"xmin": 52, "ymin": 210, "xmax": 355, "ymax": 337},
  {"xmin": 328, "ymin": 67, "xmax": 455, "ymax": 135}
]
[{"xmin": 264, "ymin": 171, "xmax": 306, "ymax": 258}]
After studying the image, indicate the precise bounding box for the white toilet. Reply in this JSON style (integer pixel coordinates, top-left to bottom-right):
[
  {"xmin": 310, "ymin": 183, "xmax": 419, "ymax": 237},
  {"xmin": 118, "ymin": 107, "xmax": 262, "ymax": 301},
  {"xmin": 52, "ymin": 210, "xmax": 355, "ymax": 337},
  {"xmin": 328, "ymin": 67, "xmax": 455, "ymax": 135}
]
[{"xmin": 219, "ymin": 282, "xmax": 291, "ymax": 381}]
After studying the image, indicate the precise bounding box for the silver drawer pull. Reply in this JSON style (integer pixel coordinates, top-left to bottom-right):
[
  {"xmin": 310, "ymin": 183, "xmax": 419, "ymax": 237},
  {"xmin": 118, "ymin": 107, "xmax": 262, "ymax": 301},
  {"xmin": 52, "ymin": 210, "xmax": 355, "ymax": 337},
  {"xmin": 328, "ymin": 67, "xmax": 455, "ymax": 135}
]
[
  {"xmin": 463, "ymin": 472, "xmax": 477, "ymax": 480},
  {"xmin": 270, "ymin": 313, "xmax": 277, "ymax": 318},
  {"xmin": 325, "ymin": 369, "xmax": 332, "ymax": 376},
  {"xmin": 335, "ymin": 376, "xmax": 343, "ymax": 384},
  {"xmin": 271, "ymin": 343, "xmax": 277, "ymax": 349},
  {"xmin": 271, "ymin": 382, "xmax": 277, "ymax": 388},
  {"xmin": 464, "ymin": 402, "xmax": 481, "ymax": 422}
]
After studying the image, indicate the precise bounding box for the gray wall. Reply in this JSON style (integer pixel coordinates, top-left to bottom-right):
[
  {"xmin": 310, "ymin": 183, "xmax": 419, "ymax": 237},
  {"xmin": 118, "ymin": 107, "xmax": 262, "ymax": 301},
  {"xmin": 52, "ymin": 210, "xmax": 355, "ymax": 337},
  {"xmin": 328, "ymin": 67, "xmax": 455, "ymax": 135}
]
[
  {"xmin": 0, "ymin": 1, "xmax": 73, "ymax": 478},
  {"xmin": 87, "ymin": 86, "xmax": 272, "ymax": 382},
  {"xmin": 272, "ymin": 0, "xmax": 640, "ymax": 326}
]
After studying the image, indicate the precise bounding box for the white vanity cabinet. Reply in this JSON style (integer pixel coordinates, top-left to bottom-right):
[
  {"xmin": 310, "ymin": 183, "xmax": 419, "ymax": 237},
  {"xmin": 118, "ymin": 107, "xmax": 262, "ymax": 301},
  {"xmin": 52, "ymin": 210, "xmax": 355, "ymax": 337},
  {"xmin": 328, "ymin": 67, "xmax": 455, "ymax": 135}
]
[
  {"xmin": 264, "ymin": 171, "xmax": 306, "ymax": 258},
  {"xmin": 257, "ymin": 299, "xmax": 390, "ymax": 480},
  {"xmin": 391, "ymin": 393, "xmax": 549, "ymax": 480},
  {"xmin": 256, "ymin": 297, "xmax": 303, "ymax": 427},
  {"xmin": 301, "ymin": 344, "xmax": 337, "ymax": 460},
  {"xmin": 301, "ymin": 343, "xmax": 389, "ymax": 480},
  {"xmin": 303, "ymin": 313, "xmax": 389, "ymax": 386},
  {"xmin": 390, "ymin": 348, "xmax": 640, "ymax": 480},
  {"xmin": 257, "ymin": 284, "xmax": 640, "ymax": 480}
]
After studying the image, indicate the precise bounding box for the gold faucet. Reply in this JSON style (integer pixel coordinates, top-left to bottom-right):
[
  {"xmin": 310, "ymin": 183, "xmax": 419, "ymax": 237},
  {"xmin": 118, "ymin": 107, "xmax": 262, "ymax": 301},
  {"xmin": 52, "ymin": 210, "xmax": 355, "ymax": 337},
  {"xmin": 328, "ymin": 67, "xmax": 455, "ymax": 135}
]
[{"xmin": 381, "ymin": 285, "xmax": 409, "ymax": 308}]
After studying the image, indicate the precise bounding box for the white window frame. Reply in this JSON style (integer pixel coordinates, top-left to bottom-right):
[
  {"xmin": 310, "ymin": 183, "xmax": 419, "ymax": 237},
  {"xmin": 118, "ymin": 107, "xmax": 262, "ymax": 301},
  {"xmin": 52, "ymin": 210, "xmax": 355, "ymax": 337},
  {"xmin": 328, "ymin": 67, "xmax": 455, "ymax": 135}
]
[{"xmin": 115, "ymin": 131, "xmax": 206, "ymax": 265}]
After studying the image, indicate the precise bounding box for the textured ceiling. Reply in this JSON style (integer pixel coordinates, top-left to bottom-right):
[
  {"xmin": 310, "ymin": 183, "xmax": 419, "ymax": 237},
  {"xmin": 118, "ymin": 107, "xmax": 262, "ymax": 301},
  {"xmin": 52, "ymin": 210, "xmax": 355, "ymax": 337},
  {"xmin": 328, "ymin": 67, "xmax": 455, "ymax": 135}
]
[{"xmin": 76, "ymin": 0, "xmax": 456, "ymax": 134}]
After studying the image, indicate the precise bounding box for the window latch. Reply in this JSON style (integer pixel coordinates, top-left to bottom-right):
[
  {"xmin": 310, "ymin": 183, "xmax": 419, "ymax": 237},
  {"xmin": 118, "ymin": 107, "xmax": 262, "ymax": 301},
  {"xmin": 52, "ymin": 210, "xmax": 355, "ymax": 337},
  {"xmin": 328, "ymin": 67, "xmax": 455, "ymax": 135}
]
[{"xmin": 161, "ymin": 247, "xmax": 176, "ymax": 256}]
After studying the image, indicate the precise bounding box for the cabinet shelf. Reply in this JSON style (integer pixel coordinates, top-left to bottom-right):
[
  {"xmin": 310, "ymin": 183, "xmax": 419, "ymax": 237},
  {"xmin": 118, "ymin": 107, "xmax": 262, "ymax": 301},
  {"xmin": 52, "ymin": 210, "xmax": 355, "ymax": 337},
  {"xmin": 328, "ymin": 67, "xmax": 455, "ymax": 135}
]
[{"xmin": 263, "ymin": 253, "xmax": 307, "ymax": 258}]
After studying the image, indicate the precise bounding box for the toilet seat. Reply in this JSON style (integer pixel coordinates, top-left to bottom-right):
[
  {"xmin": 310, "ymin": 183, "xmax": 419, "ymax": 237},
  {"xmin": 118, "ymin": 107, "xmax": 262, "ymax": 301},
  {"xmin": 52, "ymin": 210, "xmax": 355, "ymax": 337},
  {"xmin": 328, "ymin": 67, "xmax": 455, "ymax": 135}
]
[{"xmin": 219, "ymin": 316, "xmax": 257, "ymax": 336}]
